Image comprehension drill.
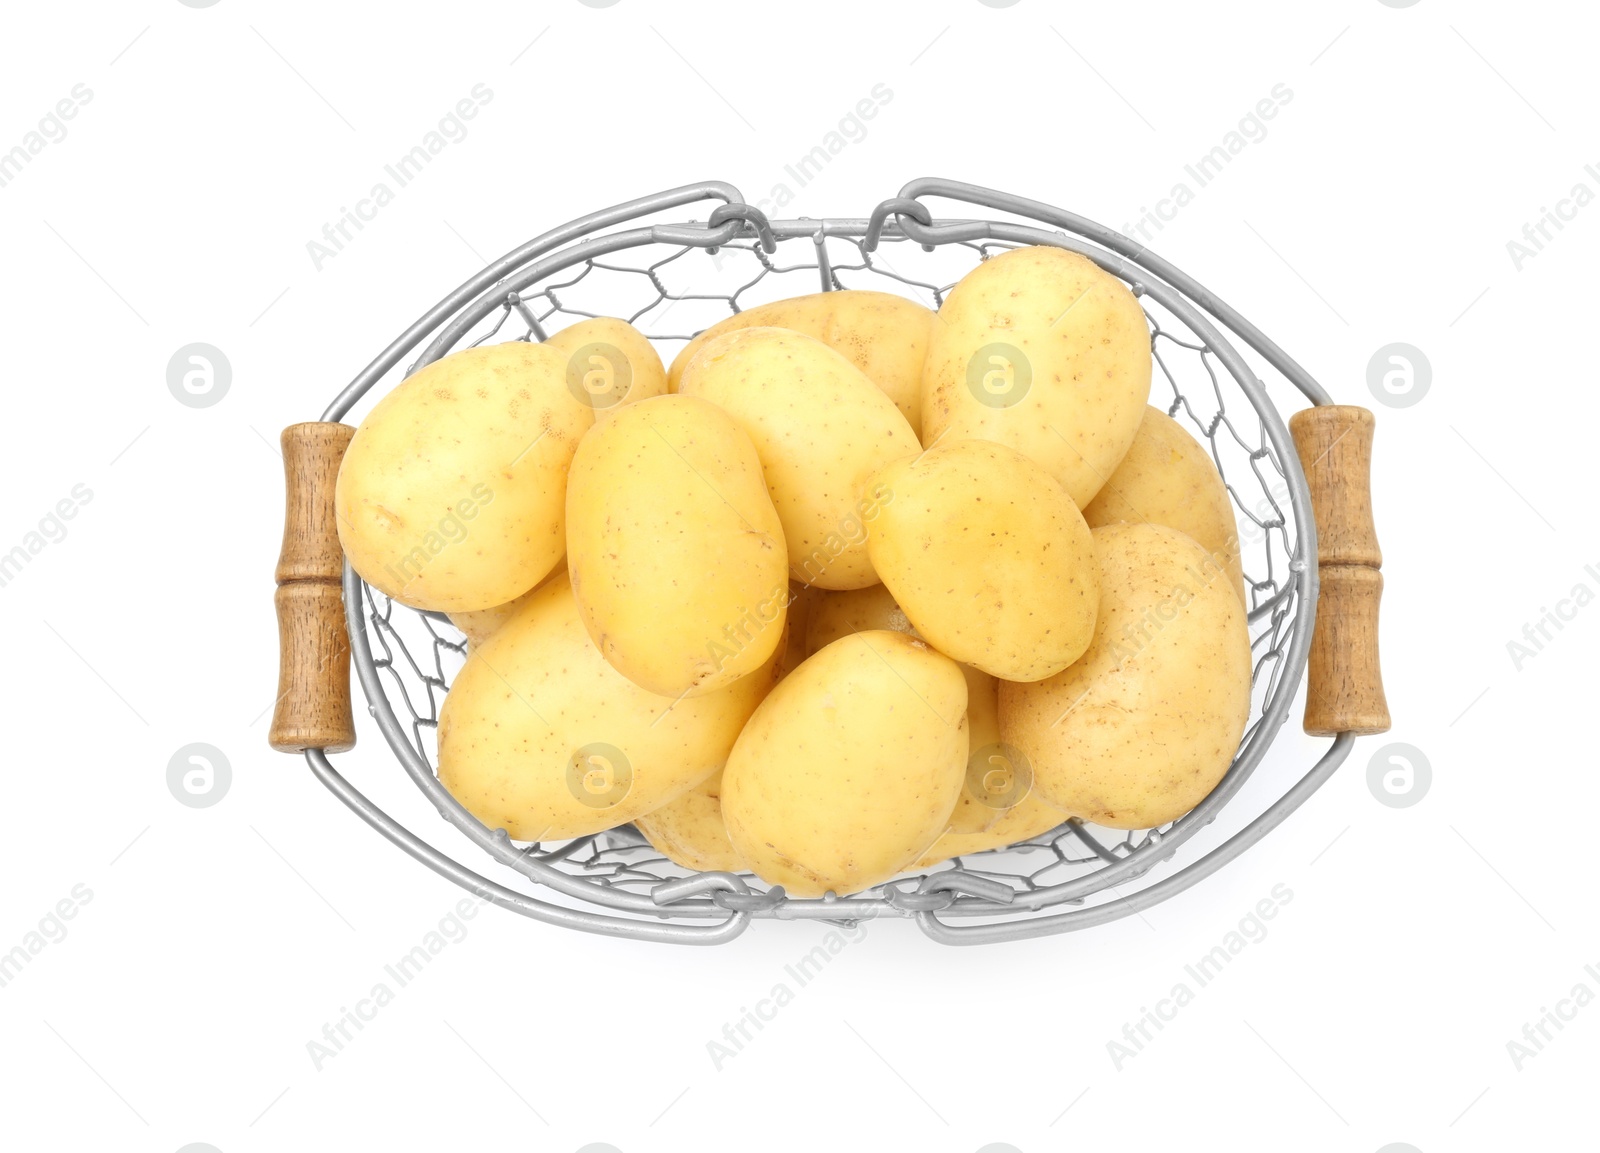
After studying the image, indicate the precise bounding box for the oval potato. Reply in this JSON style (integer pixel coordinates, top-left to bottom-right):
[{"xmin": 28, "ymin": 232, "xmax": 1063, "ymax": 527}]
[
  {"xmin": 678, "ymin": 327, "xmax": 919, "ymax": 590},
  {"xmin": 866, "ymin": 438, "xmax": 1099, "ymax": 682},
  {"xmin": 668, "ymin": 290, "xmax": 936, "ymax": 434},
  {"xmin": 565, "ymin": 394, "xmax": 788, "ymax": 697},
  {"xmin": 634, "ymin": 769, "xmax": 745, "ymax": 874},
  {"xmin": 437, "ymin": 572, "xmax": 780, "ymax": 842},
  {"xmin": 722, "ymin": 630, "xmax": 969, "ymax": 896},
  {"xmin": 805, "ymin": 584, "xmax": 1004, "ymax": 834},
  {"xmin": 920, "ymin": 245, "xmax": 1151, "ymax": 507},
  {"xmin": 336, "ymin": 341, "xmax": 592, "ymax": 612},
  {"xmin": 912, "ymin": 794, "xmax": 1068, "ymax": 870},
  {"xmin": 999, "ymin": 523, "xmax": 1252, "ymax": 830},
  {"xmin": 543, "ymin": 316, "xmax": 667, "ymax": 417},
  {"xmin": 1083, "ymin": 406, "xmax": 1246, "ymax": 604}
]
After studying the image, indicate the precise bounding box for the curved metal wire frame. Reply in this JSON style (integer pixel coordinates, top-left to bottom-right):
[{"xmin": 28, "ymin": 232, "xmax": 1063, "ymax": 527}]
[{"xmin": 307, "ymin": 178, "xmax": 1344, "ymax": 944}]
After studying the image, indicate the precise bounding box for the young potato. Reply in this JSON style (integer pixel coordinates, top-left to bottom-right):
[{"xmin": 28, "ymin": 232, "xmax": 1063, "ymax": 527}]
[
  {"xmin": 921, "ymin": 245, "xmax": 1152, "ymax": 508},
  {"xmin": 437, "ymin": 573, "xmax": 780, "ymax": 842},
  {"xmin": 542, "ymin": 316, "xmax": 668, "ymax": 416},
  {"xmin": 866, "ymin": 439, "xmax": 1099, "ymax": 683},
  {"xmin": 336, "ymin": 341, "xmax": 592, "ymax": 612},
  {"xmin": 1083, "ymin": 406, "xmax": 1247, "ymax": 604},
  {"xmin": 634, "ymin": 769, "xmax": 745, "ymax": 874},
  {"xmin": 912, "ymin": 794, "xmax": 1069, "ymax": 870},
  {"xmin": 446, "ymin": 559, "xmax": 563, "ymax": 647},
  {"xmin": 776, "ymin": 582, "xmax": 823, "ymax": 680},
  {"xmin": 667, "ymin": 290, "xmax": 936, "ymax": 435},
  {"xmin": 999, "ymin": 523, "xmax": 1252, "ymax": 830},
  {"xmin": 565, "ymin": 394, "xmax": 788, "ymax": 698},
  {"xmin": 806, "ymin": 584, "xmax": 1004, "ymax": 834},
  {"xmin": 722, "ymin": 630, "xmax": 969, "ymax": 897},
  {"xmin": 677, "ymin": 327, "xmax": 919, "ymax": 590}
]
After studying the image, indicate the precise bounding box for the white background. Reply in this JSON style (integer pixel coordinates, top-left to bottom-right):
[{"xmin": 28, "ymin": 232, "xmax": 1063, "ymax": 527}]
[{"xmin": 1, "ymin": 1, "xmax": 1595, "ymax": 1151}]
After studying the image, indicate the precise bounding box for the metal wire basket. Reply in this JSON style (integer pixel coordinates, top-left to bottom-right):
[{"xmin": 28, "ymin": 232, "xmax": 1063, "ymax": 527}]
[{"xmin": 269, "ymin": 178, "xmax": 1390, "ymax": 944}]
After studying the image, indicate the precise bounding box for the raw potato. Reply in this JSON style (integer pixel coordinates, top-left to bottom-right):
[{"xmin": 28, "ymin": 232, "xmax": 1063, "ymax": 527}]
[
  {"xmin": 634, "ymin": 769, "xmax": 745, "ymax": 873},
  {"xmin": 678, "ymin": 327, "xmax": 919, "ymax": 589},
  {"xmin": 437, "ymin": 573, "xmax": 780, "ymax": 842},
  {"xmin": 447, "ymin": 560, "xmax": 564, "ymax": 647},
  {"xmin": 921, "ymin": 245, "xmax": 1152, "ymax": 508},
  {"xmin": 542, "ymin": 316, "xmax": 667, "ymax": 416},
  {"xmin": 999, "ymin": 523, "xmax": 1252, "ymax": 830},
  {"xmin": 336, "ymin": 341, "xmax": 592, "ymax": 612},
  {"xmin": 776, "ymin": 582, "xmax": 822, "ymax": 680},
  {"xmin": 805, "ymin": 584, "xmax": 1004, "ymax": 834},
  {"xmin": 913, "ymin": 795, "xmax": 1068, "ymax": 869},
  {"xmin": 722, "ymin": 631, "xmax": 969, "ymax": 896},
  {"xmin": 1083, "ymin": 406, "xmax": 1246, "ymax": 604},
  {"xmin": 867, "ymin": 439, "xmax": 1099, "ymax": 682},
  {"xmin": 668, "ymin": 290, "xmax": 937, "ymax": 434},
  {"xmin": 565, "ymin": 394, "xmax": 789, "ymax": 698}
]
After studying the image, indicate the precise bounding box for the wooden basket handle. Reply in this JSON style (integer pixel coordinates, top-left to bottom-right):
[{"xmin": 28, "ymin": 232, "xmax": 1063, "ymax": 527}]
[
  {"xmin": 1290, "ymin": 405, "xmax": 1391, "ymax": 737},
  {"xmin": 270, "ymin": 422, "xmax": 358, "ymax": 754}
]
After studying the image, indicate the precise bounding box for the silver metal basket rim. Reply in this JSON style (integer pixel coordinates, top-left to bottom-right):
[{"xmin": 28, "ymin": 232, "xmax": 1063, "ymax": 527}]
[{"xmin": 307, "ymin": 178, "xmax": 1347, "ymax": 945}]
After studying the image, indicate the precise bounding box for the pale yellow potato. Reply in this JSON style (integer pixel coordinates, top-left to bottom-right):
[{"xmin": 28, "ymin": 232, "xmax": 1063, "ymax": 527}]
[
  {"xmin": 446, "ymin": 560, "xmax": 563, "ymax": 647},
  {"xmin": 912, "ymin": 795, "xmax": 1069, "ymax": 869},
  {"xmin": 437, "ymin": 572, "xmax": 780, "ymax": 842},
  {"xmin": 565, "ymin": 394, "xmax": 788, "ymax": 697},
  {"xmin": 634, "ymin": 769, "xmax": 745, "ymax": 873},
  {"xmin": 866, "ymin": 439, "xmax": 1099, "ymax": 682},
  {"xmin": 804, "ymin": 584, "xmax": 915, "ymax": 654},
  {"xmin": 336, "ymin": 341, "xmax": 592, "ymax": 612},
  {"xmin": 805, "ymin": 584, "xmax": 1003, "ymax": 834},
  {"xmin": 999, "ymin": 523, "xmax": 1252, "ymax": 830},
  {"xmin": 542, "ymin": 316, "xmax": 667, "ymax": 416},
  {"xmin": 668, "ymin": 290, "xmax": 936, "ymax": 434},
  {"xmin": 678, "ymin": 327, "xmax": 919, "ymax": 590},
  {"xmin": 920, "ymin": 245, "xmax": 1151, "ymax": 507},
  {"xmin": 776, "ymin": 582, "xmax": 822, "ymax": 680},
  {"xmin": 1083, "ymin": 406, "xmax": 1246, "ymax": 604},
  {"xmin": 722, "ymin": 630, "xmax": 969, "ymax": 896}
]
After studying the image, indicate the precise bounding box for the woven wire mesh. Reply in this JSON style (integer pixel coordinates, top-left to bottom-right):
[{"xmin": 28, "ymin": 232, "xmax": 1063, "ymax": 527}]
[{"xmin": 345, "ymin": 222, "xmax": 1306, "ymax": 930}]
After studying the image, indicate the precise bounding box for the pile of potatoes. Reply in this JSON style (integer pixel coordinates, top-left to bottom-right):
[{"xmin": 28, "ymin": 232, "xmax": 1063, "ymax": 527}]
[{"xmin": 334, "ymin": 246, "xmax": 1253, "ymax": 898}]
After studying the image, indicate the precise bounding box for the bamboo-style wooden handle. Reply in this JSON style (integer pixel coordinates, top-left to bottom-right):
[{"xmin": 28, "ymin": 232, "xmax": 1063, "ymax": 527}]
[
  {"xmin": 270, "ymin": 422, "xmax": 358, "ymax": 753},
  {"xmin": 1290, "ymin": 405, "xmax": 1391, "ymax": 737}
]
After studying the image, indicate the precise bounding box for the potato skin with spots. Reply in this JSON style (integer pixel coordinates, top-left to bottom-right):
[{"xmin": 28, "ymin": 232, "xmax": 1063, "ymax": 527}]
[
  {"xmin": 866, "ymin": 439, "xmax": 1099, "ymax": 682},
  {"xmin": 920, "ymin": 245, "xmax": 1152, "ymax": 508},
  {"xmin": 722, "ymin": 630, "xmax": 969, "ymax": 896},
  {"xmin": 634, "ymin": 769, "xmax": 746, "ymax": 873},
  {"xmin": 437, "ymin": 573, "xmax": 779, "ymax": 842},
  {"xmin": 999, "ymin": 523, "xmax": 1252, "ymax": 830},
  {"xmin": 668, "ymin": 290, "xmax": 937, "ymax": 435},
  {"xmin": 805, "ymin": 583, "xmax": 1004, "ymax": 834},
  {"xmin": 1083, "ymin": 406, "xmax": 1246, "ymax": 604},
  {"xmin": 336, "ymin": 341, "xmax": 593, "ymax": 612},
  {"xmin": 565, "ymin": 394, "xmax": 788, "ymax": 698},
  {"xmin": 677, "ymin": 327, "xmax": 920, "ymax": 590},
  {"xmin": 542, "ymin": 316, "xmax": 667, "ymax": 417},
  {"xmin": 912, "ymin": 793, "xmax": 1068, "ymax": 869}
]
